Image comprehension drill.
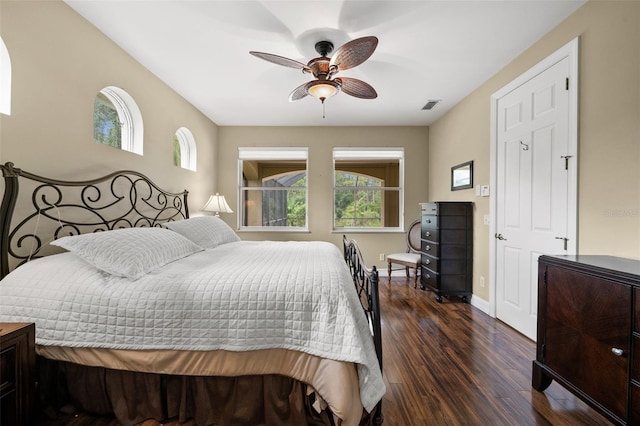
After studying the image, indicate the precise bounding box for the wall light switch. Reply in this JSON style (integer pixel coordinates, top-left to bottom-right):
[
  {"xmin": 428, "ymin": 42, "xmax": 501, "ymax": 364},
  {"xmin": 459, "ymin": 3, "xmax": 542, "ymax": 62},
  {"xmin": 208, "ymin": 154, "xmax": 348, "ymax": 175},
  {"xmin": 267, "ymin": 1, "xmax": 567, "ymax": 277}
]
[
  {"xmin": 483, "ymin": 214, "xmax": 490, "ymax": 225},
  {"xmin": 481, "ymin": 185, "xmax": 490, "ymax": 197}
]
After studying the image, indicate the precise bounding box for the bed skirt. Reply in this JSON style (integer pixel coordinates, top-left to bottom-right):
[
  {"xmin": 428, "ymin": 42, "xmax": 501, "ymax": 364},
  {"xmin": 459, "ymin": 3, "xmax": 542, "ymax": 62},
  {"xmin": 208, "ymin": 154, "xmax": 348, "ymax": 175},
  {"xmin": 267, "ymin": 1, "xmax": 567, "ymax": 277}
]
[{"xmin": 37, "ymin": 357, "xmax": 335, "ymax": 426}]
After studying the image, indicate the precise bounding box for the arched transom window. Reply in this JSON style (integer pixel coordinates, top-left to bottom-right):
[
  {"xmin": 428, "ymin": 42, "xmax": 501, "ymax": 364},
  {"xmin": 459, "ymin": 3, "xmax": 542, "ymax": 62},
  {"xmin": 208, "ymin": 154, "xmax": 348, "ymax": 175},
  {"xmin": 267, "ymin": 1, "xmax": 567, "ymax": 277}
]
[
  {"xmin": 173, "ymin": 127, "xmax": 197, "ymax": 171},
  {"xmin": 94, "ymin": 86, "xmax": 143, "ymax": 155}
]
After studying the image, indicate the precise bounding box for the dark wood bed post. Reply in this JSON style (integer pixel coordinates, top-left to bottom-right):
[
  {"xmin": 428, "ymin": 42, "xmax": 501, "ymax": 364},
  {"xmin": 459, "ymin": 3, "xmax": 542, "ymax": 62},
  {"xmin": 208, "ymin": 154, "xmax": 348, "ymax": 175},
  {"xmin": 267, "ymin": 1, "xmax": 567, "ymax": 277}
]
[{"xmin": 343, "ymin": 235, "xmax": 384, "ymax": 425}]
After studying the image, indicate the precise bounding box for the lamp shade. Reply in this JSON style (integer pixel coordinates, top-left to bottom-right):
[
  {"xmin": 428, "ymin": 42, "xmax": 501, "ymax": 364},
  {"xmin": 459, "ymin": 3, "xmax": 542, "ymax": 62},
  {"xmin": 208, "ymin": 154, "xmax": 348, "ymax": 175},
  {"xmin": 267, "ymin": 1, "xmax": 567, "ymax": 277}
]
[
  {"xmin": 202, "ymin": 193, "xmax": 233, "ymax": 216},
  {"xmin": 306, "ymin": 80, "xmax": 340, "ymax": 100}
]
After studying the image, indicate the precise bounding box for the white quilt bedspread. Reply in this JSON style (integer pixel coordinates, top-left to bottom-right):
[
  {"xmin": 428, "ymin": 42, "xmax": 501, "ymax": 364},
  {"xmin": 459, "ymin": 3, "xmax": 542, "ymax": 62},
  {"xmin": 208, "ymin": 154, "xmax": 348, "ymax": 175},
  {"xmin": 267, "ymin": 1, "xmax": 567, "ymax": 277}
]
[{"xmin": 0, "ymin": 240, "xmax": 384, "ymax": 411}]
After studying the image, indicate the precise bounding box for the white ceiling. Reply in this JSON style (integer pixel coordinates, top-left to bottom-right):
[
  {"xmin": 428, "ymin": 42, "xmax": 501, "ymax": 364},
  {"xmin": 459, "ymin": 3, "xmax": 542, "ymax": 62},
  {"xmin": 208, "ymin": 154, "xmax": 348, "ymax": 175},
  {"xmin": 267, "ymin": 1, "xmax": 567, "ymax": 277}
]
[{"xmin": 65, "ymin": 0, "xmax": 585, "ymax": 127}]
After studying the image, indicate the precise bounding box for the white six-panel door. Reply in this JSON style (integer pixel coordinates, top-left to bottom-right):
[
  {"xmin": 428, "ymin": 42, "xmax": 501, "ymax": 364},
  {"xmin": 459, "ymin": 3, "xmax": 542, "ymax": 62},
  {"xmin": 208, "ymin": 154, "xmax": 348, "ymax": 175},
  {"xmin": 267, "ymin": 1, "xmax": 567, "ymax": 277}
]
[{"xmin": 492, "ymin": 40, "xmax": 578, "ymax": 341}]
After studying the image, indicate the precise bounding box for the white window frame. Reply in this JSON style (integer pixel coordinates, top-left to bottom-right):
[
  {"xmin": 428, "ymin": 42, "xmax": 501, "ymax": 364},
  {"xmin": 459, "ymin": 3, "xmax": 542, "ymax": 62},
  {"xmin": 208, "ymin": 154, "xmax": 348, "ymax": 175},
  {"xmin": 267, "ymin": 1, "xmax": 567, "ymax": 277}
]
[
  {"xmin": 238, "ymin": 147, "xmax": 309, "ymax": 232},
  {"xmin": 97, "ymin": 86, "xmax": 143, "ymax": 155},
  {"xmin": 333, "ymin": 147, "xmax": 405, "ymax": 233},
  {"xmin": 0, "ymin": 36, "xmax": 11, "ymax": 116},
  {"xmin": 174, "ymin": 127, "xmax": 197, "ymax": 171}
]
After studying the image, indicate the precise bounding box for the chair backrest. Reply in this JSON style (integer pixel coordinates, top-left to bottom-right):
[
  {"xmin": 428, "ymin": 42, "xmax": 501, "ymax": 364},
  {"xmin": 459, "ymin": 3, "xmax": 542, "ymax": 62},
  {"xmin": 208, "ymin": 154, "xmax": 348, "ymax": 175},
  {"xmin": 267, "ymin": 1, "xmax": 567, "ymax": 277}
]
[{"xmin": 407, "ymin": 220, "xmax": 421, "ymax": 253}]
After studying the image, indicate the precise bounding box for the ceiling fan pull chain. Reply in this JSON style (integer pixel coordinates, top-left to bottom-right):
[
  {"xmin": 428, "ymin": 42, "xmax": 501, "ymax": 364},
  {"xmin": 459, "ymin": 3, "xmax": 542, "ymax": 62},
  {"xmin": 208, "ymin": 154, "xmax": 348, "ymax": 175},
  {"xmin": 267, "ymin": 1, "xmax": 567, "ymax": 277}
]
[{"xmin": 321, "ymin": 98, "xmax": 326, "ymax": 118}]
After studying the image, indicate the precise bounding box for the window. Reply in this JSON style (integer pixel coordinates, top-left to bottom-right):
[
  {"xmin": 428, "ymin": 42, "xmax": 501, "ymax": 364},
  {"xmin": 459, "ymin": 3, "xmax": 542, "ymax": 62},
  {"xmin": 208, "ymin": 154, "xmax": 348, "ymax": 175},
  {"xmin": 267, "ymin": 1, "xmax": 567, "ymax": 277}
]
[
  {"xmin": 0, "ymin": 36, "xmax": 11, "ymax": 115},
  {"xmin": 238, "ymin": 147, "xmax": 308, "ymax": 231},
  {"xmin": 93, "ymin": 86, "xmax": 143, "ymax": 154},
  {"xmin": 333, "ymin": 148, "xmax": 404, "ymax": 230},
  {"xmin": 173, "ymin": 127, "xmax": 197, "ymax": 171}
]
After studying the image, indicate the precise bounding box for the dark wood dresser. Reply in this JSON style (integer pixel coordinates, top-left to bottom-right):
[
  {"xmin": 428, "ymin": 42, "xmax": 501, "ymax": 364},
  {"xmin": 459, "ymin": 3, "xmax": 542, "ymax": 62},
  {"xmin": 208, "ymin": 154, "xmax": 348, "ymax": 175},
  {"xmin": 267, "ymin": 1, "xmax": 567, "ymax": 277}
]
[
  {"xmin": 533, "ymin": 255, "xmax": 640, "ymax": 425},
  {"xmin": 0, "ymin": 322, "xmax": 36, "ymax": 426},
  {"xmin": 419, "ymin": 202, "xmax": 473, "ymax": 303}
]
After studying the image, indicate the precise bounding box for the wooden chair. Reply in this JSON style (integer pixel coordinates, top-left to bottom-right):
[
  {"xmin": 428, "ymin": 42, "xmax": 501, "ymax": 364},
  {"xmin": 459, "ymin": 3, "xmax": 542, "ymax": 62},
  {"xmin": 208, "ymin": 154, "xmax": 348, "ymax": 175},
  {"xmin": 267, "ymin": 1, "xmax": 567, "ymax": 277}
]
[{"xmin": 386, "ymin": 220, "xmax": 422, "ymax": 287}]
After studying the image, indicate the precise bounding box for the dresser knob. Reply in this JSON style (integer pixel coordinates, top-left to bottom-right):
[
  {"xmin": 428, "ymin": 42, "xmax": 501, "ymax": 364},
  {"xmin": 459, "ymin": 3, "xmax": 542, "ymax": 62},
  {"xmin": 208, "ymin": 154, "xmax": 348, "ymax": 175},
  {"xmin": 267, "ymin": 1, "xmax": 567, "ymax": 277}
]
[
  {"xmin": 425, "ymin": 259, "xmax": 430, "ymax": 264},
  {"xmin": 425, "ymin": 245, "xmax": 431, "ymax": 251},
  {"xmin": 425, "ymin": 231, "xmax": 431, "ymax": 237},
  {"xmin": 611, "ymin": 348, "xmax": 624, "ymax": 356}
]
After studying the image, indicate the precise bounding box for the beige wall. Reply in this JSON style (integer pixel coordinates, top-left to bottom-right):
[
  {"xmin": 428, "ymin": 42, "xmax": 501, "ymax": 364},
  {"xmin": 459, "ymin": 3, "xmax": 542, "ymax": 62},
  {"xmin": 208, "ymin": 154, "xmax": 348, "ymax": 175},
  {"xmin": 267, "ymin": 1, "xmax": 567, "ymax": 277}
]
[
  {"xmin": 0, "ymin": 1, "xmax": 219, "ymax": 211},
  {"xmin": 3, "ymin": 0, "xmax": 637, "ymax": 302},
  {"xmin": 217, "ymin": 126, "xmax": 429, "ymax": 267},
  {"xmin": 428, "ymin": 0, "xmax": 640, "ymax": 302}
]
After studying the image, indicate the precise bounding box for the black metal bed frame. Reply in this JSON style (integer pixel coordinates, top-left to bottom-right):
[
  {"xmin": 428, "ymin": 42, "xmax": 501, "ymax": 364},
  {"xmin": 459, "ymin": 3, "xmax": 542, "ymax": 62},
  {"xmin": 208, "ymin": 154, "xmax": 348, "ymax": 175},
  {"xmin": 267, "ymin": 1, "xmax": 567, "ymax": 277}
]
[
  {"xmin": 343, "ymin": 235, "xmax": 383, "ymax": 426},
  {"xmin": 0, "ymin": 162, "xmax": 189, "ymax": 279},
  {"xmin": 0, "ymin": 161, "xmax": 384, "ymax": 424}
]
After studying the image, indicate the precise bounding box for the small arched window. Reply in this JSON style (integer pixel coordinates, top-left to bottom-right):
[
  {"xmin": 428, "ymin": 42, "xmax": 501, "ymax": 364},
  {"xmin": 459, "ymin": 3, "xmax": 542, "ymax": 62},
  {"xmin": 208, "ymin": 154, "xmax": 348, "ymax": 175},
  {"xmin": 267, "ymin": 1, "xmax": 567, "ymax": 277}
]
[
  {"xmin": 94, "ymin": 86, "xmax": 143, "ymax": 155},
  {"xmin": 173, "ymin": 127, "xmax": 197, "ymax": 171},
  {"xmin": 0, "ymin": 36, "xmax": 11, "ymax": 116}
]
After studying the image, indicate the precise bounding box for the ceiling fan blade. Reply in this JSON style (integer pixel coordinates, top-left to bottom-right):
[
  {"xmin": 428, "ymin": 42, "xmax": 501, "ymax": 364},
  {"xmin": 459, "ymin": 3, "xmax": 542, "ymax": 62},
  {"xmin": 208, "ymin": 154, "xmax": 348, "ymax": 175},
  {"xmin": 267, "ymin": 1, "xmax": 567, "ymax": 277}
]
[
  {"xmin": 250, "ymin": 51, "xmax": 310, "ymax": 72},
  {"xmin": 335, "ymin": 77, "xmax": 377, "ymax": 99},
  {"xmin": 288, "ymin": 82, "xmax": 309, "ymax": 101},
  {"xmin": 329, "ymin": 36, "xmax": 378, "ymax": 71}
]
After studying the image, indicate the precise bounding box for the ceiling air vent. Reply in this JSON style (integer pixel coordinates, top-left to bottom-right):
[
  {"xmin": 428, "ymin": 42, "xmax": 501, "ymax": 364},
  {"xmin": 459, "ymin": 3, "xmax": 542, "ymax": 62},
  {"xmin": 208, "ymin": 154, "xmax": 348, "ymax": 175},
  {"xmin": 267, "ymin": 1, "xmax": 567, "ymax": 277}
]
[{"xmin": 422, "ymin": 100, "xmax": 440, "ymax": 110}]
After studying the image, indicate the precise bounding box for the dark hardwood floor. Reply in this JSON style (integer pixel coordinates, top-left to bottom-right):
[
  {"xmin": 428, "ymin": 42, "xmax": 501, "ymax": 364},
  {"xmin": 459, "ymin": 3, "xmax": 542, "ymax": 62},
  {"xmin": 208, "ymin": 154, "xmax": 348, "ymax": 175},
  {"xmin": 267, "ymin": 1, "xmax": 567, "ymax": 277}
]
[{"xmin": 38, "ymin": 277, "xmax": 610, "ymax": 426}]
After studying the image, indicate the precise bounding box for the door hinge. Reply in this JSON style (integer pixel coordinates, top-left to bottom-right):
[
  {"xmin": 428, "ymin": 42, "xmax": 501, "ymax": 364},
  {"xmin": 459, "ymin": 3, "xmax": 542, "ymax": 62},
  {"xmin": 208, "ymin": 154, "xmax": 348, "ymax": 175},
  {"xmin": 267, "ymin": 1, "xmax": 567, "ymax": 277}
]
[
  {"xmin": 560, "ymin": 155, "xmax": 572, "ymax": 170},
  {"xmin": 565, "ymin": 77, "xmax": 569, "ymax": 90}
]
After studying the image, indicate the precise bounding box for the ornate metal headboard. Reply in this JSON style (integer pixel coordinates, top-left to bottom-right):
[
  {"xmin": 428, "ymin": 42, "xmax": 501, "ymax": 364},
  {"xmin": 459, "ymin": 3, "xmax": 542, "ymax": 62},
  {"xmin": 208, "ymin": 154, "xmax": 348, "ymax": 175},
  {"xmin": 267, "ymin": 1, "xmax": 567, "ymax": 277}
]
[{"xmin": 0, "ymin": 162, "xmax": 189, "ymax": 279}]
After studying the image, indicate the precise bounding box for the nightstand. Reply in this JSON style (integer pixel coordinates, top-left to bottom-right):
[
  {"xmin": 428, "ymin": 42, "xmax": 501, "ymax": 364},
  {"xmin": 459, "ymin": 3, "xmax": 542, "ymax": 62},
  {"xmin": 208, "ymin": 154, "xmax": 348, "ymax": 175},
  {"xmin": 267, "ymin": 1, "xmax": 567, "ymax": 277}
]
[{"xmin": 1, "ymin": 322, "xmax": 36, "ymax": 426}]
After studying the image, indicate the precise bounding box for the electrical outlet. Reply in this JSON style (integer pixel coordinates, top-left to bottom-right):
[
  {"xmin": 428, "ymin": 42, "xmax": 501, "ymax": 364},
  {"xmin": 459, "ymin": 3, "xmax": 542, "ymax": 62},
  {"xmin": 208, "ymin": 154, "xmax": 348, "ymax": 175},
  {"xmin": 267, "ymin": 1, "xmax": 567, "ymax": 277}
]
[
  {"xmin": 480, "ymin": 276, "xmax": 485, "ymax": 288},
  {"xmin": 379, "ymin": 253, "xmax": 385, "ymax": 261}
]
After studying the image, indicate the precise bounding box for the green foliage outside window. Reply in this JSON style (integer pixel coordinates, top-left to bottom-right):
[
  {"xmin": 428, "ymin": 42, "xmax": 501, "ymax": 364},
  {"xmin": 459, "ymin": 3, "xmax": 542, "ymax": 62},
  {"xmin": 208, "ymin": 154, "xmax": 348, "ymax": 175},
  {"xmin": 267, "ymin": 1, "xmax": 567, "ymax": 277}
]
[
  {"xmin": 261, "ymin": 174, "xmax": 306, "ymax": 227},
  {"xmin": 173, "ymin": 136, "xmax": 181, "ymax": 167},
  {"xmin": 287, "ymin": 177, "xmax": 307, "ymax": 226},
  {"xmin": 93, "ymin": 92, "xmax": 121, "ymax": 148},
  {"xmin": 335, "ymin": 172, "xmax": 383, "ymax": 227}
]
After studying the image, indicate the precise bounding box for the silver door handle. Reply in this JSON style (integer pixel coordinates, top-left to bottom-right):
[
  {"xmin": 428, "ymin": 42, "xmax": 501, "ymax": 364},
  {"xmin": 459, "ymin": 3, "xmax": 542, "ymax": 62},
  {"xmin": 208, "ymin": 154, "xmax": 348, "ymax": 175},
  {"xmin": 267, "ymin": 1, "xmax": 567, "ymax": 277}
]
[
  {"xmin": 611, "ymin": 348, "xmax": 624, "ymax": 356},
  {"xmin": 495, "ymin": 233, "xmax": 507, "ymax": 241}
]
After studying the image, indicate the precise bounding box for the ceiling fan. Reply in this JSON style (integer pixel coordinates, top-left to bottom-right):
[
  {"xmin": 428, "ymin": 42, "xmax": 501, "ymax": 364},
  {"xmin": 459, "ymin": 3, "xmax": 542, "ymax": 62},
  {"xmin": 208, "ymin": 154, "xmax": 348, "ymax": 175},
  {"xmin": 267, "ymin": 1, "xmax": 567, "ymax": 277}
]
[{"xmin": 249, "ymin": 36, "xmax": 378, "ymax": 111}]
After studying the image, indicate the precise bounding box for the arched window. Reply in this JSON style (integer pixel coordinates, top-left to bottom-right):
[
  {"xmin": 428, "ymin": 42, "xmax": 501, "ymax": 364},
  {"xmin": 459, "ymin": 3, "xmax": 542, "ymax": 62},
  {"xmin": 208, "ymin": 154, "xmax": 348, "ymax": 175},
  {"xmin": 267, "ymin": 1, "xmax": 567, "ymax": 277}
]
[
  {"xmin": 173, "ymin": 127, "xmax": 197, "ymax": 171},
  {"xmin": 0, "ymin": 37, "xmax": 11, "ymax": 115},
  {"xmin": 93, "ymin": 86, "xmax": 143, "ymax": 154}
]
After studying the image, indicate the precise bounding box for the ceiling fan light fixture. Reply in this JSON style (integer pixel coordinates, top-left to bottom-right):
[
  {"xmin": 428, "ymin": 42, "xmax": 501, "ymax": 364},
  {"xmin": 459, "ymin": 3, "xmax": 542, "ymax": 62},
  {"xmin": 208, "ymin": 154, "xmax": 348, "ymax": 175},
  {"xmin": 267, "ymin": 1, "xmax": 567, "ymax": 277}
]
[{"xmin": 306, "ymin": 80, "xmax": 340, "ymax": 101}]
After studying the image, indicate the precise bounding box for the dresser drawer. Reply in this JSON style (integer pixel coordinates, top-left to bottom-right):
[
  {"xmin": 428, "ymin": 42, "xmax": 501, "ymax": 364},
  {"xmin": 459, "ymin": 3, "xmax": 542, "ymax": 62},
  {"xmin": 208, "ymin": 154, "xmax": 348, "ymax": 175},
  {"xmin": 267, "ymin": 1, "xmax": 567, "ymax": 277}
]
[
  {"xmin": 632, "ymin": 382, "xmax": 640, "ymax": 425},
  {"xmin": 421, "ymin": 254, "xmax": 439, "ymax": 271},
  {"xmin": 634, "ymin": 335, "xmax": 640, "ymax": 382},
  {"xmin": 440, "ymin": 229, "xmax": 469, "ymax": 245},
  {"xmin": 635, "ymin": 287, "xmax": 640, "ymax": 333},
  {"xmin": 420, "ymin": 267, "xmax": 438, "ymax": 288},
  {"xmin": 421, "ymin": 241, "xmax": 439, "ymax": 257},
  {"xmin": 422, "ymin": 215, "xmax": 438, "ymax": 230},
  {"xmin": 439, "ymin": 215, "xmax": 470, "ymax": 230},
  {"xmin": 0, "ymin": 345, "xmax": 17, "ymax": 397},
  {"xmin": 439, "ymin": 244, "xmax": 471, "ymax": 260},
  {"xmin": 422, "ymin": 228, "xmax": 439, "ymax": 241}
]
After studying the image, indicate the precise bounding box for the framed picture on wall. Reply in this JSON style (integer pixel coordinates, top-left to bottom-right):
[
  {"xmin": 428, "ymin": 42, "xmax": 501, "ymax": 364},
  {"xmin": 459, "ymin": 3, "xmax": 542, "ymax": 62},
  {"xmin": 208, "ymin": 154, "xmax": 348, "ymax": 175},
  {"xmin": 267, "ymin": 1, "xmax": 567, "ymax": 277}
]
[{"xmin": 451, "ymin": 160, "xmax": 473, "ymax": 191}]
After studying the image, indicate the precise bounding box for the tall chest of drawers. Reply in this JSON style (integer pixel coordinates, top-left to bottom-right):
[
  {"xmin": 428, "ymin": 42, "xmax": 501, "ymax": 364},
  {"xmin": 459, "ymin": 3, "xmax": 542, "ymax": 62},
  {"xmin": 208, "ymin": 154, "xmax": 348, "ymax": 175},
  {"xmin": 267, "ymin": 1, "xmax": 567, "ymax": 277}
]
[
  {"xmin": 419, "ymin": 202, "xmax": 473, "ymax": 303},
  {"xmin": 533, "ymin": 255, "xmax": 640, "ymax": 426}
]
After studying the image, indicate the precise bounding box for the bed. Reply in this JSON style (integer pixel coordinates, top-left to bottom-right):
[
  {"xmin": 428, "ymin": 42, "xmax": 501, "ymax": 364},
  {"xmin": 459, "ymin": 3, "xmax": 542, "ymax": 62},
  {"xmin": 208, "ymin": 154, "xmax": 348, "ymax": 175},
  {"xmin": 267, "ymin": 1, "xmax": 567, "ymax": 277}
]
[{"xmin": 0, "ymin": 162, "xmax": 384, "ymax": 426}]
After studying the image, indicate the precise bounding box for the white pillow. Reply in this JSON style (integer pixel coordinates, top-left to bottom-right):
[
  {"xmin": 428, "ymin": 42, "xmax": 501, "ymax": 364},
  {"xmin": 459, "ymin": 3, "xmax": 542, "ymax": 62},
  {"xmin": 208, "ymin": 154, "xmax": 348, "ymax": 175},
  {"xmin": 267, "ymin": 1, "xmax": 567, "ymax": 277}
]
[
  {"xmin": 164, "ymin": 216, "xmax": 240, "ymax": 249},
  {"xmin": 50, "ymin": 227, "xmax": 203, "ymax": 279}
]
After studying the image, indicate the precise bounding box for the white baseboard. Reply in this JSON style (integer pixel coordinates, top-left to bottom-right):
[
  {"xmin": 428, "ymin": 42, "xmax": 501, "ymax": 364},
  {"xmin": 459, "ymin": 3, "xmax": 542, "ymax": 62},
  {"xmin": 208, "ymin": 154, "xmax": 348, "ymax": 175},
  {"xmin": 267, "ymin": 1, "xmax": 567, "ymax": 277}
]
[{"xmin": 470, "ymin": 295, "xmax": 490, "ymax": 315}]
